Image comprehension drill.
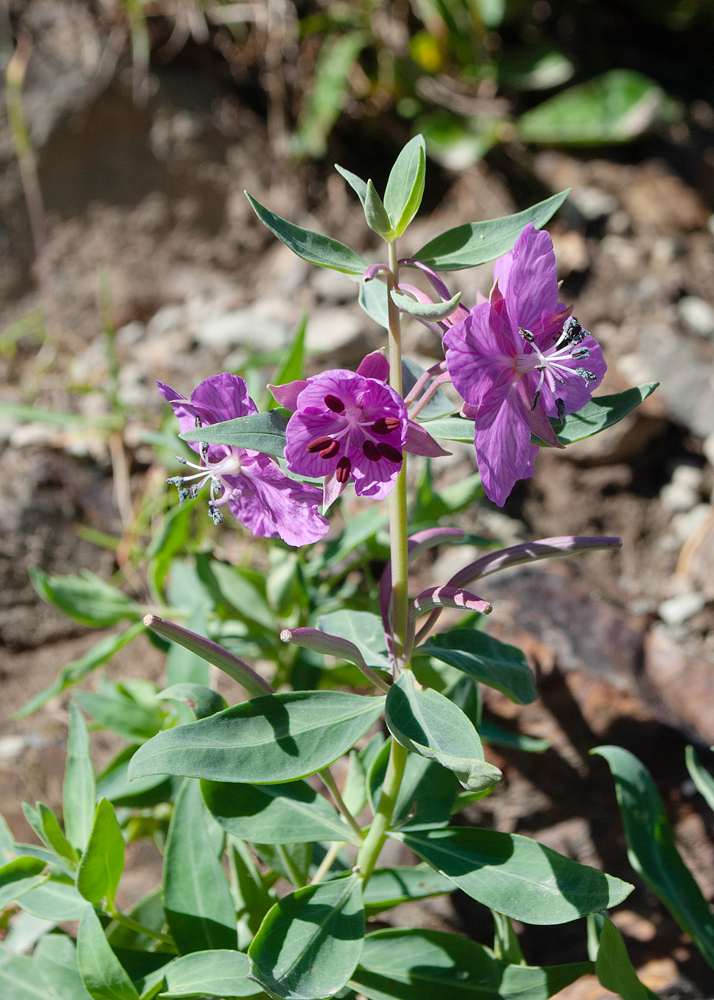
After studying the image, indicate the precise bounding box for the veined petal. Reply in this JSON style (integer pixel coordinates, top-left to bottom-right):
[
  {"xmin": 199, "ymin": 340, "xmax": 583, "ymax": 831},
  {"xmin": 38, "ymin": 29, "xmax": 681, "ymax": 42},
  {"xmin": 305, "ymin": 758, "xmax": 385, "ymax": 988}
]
[
  {"xmin": 156, "ymin": 381, "xmax": 198, "ymax": 438},
  {"xmin": 405, "ymin": 420, "xmax": 451, "ymax": 457},
  {"xmin": 444, "ymin": 303, "xmax": 517, "ymax": 409},
  {"xmin": 228, "ymin": 461, "xmax": 328, "ymax": 546},
  {"xmin": 356, "ymin": 351, "xmax": 390, "ymax": 382},
  {"xmin": 190, "ymin": 372, "xmax": 257, "ymax": 425},
  {"xmin": 269, "ymin": 380, "xmax": 309, "ymax": 410},
  {"xmin": 502, "ymin": 224, "xmax": 559, "ymax": 334},
  {"xmin": 473, "ymin": 382, "xmax": 535, "ymax": 507},
  {"xmin": 542, "ymin": 336, "xmax": 607, "ymax": 417}
]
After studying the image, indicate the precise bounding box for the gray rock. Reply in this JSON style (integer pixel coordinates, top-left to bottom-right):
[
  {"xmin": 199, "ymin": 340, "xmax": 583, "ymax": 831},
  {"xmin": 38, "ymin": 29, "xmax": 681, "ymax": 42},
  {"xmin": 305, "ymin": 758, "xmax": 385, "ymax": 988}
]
[
  {"xmin": 568, "ymin": 186, "xmax": 618, "ymax": 220},
  {"xmin": 635, "ymin": 323, "xmax": 714, "ymax": 438},
  {"xmin": 660, "ymin": 464, "xmax": 705, "ymax": 514},
  {"xmin": 678, "ymin": 296, "xmax": 714, "ymax": 337},
  {"xmin": 658, "ymin": 591, "xmax": 706, "ymax": 626}
]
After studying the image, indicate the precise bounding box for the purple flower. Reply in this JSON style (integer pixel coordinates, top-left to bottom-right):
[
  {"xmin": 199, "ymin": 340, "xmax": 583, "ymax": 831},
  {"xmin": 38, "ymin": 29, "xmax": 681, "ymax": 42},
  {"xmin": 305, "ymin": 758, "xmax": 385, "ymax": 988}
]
[
  {"xmin": 443, "ymin": 223, "xmax": 606, "ymax": 506},
  {"xmin": 157, "ymin": 373, "xmax": 328, "ymax": 547},
  {"xmin": 280, "ymin": 354, "xmax": 409, "ymax": 503}
]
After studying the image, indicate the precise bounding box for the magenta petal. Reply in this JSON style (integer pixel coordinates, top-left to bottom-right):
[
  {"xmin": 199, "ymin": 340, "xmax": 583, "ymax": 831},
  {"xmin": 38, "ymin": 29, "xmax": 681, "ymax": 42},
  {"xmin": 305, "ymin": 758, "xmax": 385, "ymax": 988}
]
[
  {"xmin": 502, "ymin": 224, "xmax": 559, "ymax": 333},
  {"xmin": 228, "ymin": 461, "xmax": 328, "ymax": 546},
  {"xmin": 323, "ymin": 471, "xmax": 347, "ymax": 512},
  {"xmin": 156, "ymin": 381, "xmax": 200, "ymax": 438},
  {"xmin": 269, "ymin": 380, "xmax": 309, "ymax": 411},
  {"xmin": 356, "ymin": 351, "xmax": 390, "ymax": 382},
  {"xmin": 405, "ymin": 421, "xmax": 451, "ymax": 457},
  {"xmin": 473, "ymin": 384, "xmax": 534, "ymax": 506},
  {"xmin": 189, "ymin": 372, "xmax": 257, "ymax": 426}
]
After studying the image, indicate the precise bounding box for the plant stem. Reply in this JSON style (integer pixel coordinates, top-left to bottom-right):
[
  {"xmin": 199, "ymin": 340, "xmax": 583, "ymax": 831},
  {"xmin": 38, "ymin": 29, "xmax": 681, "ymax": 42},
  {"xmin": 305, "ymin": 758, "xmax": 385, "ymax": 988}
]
[
  {"xmin": 386, "ymin": 239, "xmax": 410, "ymax": 665},
  {"xmin": 311, "ymin": 841, "xmax": 345, "ymax": 885},
  {"xmin": 355, "ymin": 738, "xmax": 408, "ymax": 883},
  {"xmin": 319, "ymin": 769, "xmax": 364, "ymax": 841},
  {"xmin": 108, "ymin": 905, "xmax": 175, "ymax": 949}
]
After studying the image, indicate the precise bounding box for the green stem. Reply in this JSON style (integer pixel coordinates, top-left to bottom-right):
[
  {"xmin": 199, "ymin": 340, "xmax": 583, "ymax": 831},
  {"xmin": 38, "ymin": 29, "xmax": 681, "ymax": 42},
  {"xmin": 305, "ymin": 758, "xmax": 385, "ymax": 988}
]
[
  {"xmin": 319, "ymin": 769, "xmax": 364, "ymax": 841},
  {"xmin": 107, "ymin": 905, "xmax": 175, "ymax": 949},
  {"xmin": 356, "ymin": 738, "xmax": 408, "ymax": 883},
  {"xmin": 386, "ymin": 240, "xmax": 410, "ymax": 665}
]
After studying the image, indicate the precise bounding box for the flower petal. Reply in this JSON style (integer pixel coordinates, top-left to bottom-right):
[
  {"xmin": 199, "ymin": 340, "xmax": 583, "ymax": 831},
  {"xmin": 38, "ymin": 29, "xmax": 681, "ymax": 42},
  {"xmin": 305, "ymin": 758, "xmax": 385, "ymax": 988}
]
[
  {"xmin": 473, "ymin": 382, "xmax": 535, "ymax": 506},
  {"xmin": 500, "ymin": 224, "xmax": 559, "ymax": 334},
  {"xmin": 227, "ymin": 460, "xmax": 328, "ymax": 546},
  {"xmin": 405, "ymin": 420, "xmax": 451, "ymax": 457},
  {"xmin": 356, "ymin": 351, "xmax": 390, "ymax": 382},
  {"xmin": 190, "ymin": 372, "xmax": 257, "ymax": 425},
  {"xmin": 269, "ymin": 380, "xmax": 309, "ymax": 410},
  {"xmin": 444, "ymin": 303, "xmax": 517, "ymax": 409}
]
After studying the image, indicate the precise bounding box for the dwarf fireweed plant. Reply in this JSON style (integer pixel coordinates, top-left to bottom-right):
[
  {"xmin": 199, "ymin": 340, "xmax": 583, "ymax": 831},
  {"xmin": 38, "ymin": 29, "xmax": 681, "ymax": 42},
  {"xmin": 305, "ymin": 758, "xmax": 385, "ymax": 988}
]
[{"xmin": 2, "ymin": 137, "xmax": 667, "ymax": 1000}]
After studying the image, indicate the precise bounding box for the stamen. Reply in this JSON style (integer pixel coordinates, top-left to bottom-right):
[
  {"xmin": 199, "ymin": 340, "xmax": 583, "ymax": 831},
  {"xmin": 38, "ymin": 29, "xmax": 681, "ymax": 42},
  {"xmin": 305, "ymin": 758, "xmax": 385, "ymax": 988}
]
[
  {"xmin": 556, "ymin": 398, "xmax": 566, "ymax": 420},
  {"xmin": 555, "ymin": 316, "xmax": 587, "ymax": 350},
  {"xmin": 208, "ymin": 503, "xmax": 224, "ymax": 525},
  {"xmin": 167, "ymin": 476, "xmax": 184, "ymax": 487},
  {"xmin": 519, "ymin": 327, "xmax": 535, "ymax": 342},
  {"xmin": 371, "ymin": 417, "xmax": 401, "ymax": 435},
  {"xmin": 363, "ymin": 441, "xmax": 381, "ymax": 462},
  {"xmin": 571, "ymin": 346, "xmax": 590, "ymax": 359},
  {"xmin": 377, "ymin": 443, "xmax": 402, "ymax": 463},
  {"xmin": 307, "ymin": 435, "xmax": 334, "ymax": 454},
  {"xmin": 336, "ymin": 456, "xmax": 351, "ymax": 483},
  {"xmin": 319, "ymin": 440, "xmax": 340, "ymax": 459},
  {"xmin": 324, "ymin": 394, "xmax": 345, "ymax": 413},
  {"xmin": 174, "ymin": 455, "xmax": 189, "ymax": 464},
  {"xmin": 576, "ymin": 367, "xmax": 596, "ymax": 383},
  {"xmin": 531, "ymin": 390, "xmax": 540, "ymax": 411}
]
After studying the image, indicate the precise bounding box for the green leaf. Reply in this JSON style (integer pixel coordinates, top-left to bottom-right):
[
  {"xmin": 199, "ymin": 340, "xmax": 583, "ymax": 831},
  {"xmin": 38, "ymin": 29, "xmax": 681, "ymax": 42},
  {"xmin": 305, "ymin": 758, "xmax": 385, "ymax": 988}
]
[
  {"xmin": 350, "ymin": 927, "xmax": 592, "ymax": 1000},
  {"xmin": 106, "ymin": 888, "xmax": 167, "ymax": 951},
  {"xmin": 34, "ymin": 934, "xmax": 93, "ymax": 1000},
  {"xmin": 64, "ymin": 701, "xmax": 96, "ymax": 852},
  {"xmin": 546, "ymin": 383, "xmax": 659, "ymax": 446},
  {"xmin": 130, "ymin": 691, "xmax": 385, "ymax": 784},
  {"xmin": 205, "ymin": 560, "xmax": 275, "ymax": 631},
  {"xmin": 478, "ymin": 720, "xmax": 550, "ymax": 754},
  {"xmin": 96, "ymin": 747, "xmax": 173, "ymax": 809},
  {"xmin": 246, "ymin": 193, "xmax": 368, "ymax": 275},
  {"xmin": 383, "ymin": 135, "xmax": 426, "ymax": 237},
  {"xmin": 368, "ymin": 738, "xmax": 457, "ymax": 832},
  {"xmin": 19, "ymin": 879, "xmax": 87, "ymax": 921},
  {"xmin": 77, "ymin": 904, "xmax": 140, "ymax": 1000},
  {"xmin": 13, "ymin": 624, "xmax": 144, "ymax": 718},
  {"xmin": 159, "ymin": 684, "xmax": 226, "ymax": 721},
  {"xmin": 0, "ymin": 955, "xmax": 49, "ymax": 1000},
  {"xmin": 292, "ymin": 32, "xmax": 366, "ymax": 159},
  {"xmin": 360, "ymin": 866, "xmax": 454, "ymax": 916},
  {"xmin": 253, "ymin": 842, "xmax": 311, "ymax": 889},
  {"xmin": 413, "ymin": 191, "xmax": 569, "ymax": 271},
  {"xmin": 685, "ymin": 745, "xmax": 714, "ymax": 812},
  {"xmin": 358, "ymin": 278, "xmax": 389, "ymax": 329},
  {"xmin": 37, "ymin": 804, "xmax": 79, "ymax": 871},
  {"xmin": 202, "ymin": 778, "xmax": 360, "ymax": 845},
  {"xmin": 76, "ymin": 799, "xmax": 125, "ymax": 907},
  {"xmin": 74, "ymin": 690, "xmax": 164, "ymax": 744},
  {"xmin": 0, "ymin": 857, "xmax": 47, "ymax": 910},
  {"xmin": 394, "ymin": 827, "xmax": 633, "ymax": 924},
  {"xmin": 390, "ymin": 289, "xmax": 462, "ymax": 321},
  {"xmin": 492, "ymin": 911, "xmax": 525, "ymax": 966},
  {"xmin": 29, "ymin": 569, "xmax": 142, "ymax": 628},
  {"xmin": 163, "ymin": 779, "xmax": 237, "ymax": 954},
  {"xmin": 593, "ymin": 745, "xmax": 714, "ymax": 965},
  {"xmin": 180, "ymin": 409, "xmax": 289, "ymax": 458},
  {"xmin": 518, "ymin": 70, "xmax": 664, "ymax": 145},
  {"xmin": 365, "ymin": 181, "xmax": 395, "ymax": 240},
  {"xmin": 315, "ymin": 611, "xmax": 391, "ymax": 671},
  {"xmin": 419, "ymin": 630, "xmax": 537, "ymax": 705},
  {"xmin": 385, "ymin": 672, "xmax": 501, "ymax": 793},
  {"xmin": 269, "ymin": 312, "xmax": 308, "ymax": 408},
  {"xmin": 335, "ymin": 165, "xmax": 367, "ymax": 206},
  {"xmin": 317, "ymin": 508, "xmax": 389, "ymax": 573},
  {"xmin": 595, "ymin": 916, "xmax": 657, "ymax": 1000},
  {"xmin": 341, "ymin": 750, "xmax": 367, "ymax": 819},
  {"xmin": 165, "ymin": 561, "xmax": 212, "ymax": 688},
  {"xmin": 159, "ymin": 949, "xmax": 263, "ymax": 998},
  {"xmin": 425, "ymin": 417, "xmax": 475, "ymax": 443},
  {"xmin": 248, "ymin": 873, "xmax": 365, "ymax": 1000}
]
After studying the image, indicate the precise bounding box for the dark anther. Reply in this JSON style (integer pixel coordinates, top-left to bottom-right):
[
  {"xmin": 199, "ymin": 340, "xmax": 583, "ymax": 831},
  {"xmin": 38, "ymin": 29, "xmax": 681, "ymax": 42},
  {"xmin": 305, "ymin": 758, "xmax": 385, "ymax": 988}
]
[
  {"xmin": 519, "ymin": 327, "xmax": 535, "ymax": 342},
  {"xmin": 371, "ymin": 417, "xmax": 401, "ymax": 435},
  {"xmin": 363, "ymin": 440, "xmax": 381, "ymax": 462},
  {"xmin": 531, "ymin": 390, "xmax": 540, "ymax": 412},
  {"xmin": 307, "ymin": 435, "xmax": 334, "ymax": 453},
  {"xmin": 575, "ymin": 367, "xmax": 596, "ymax": 383},
  {"xmin": 319, "ymin": 440, "xmax": 340, "ymax": 459},
  {"xmin": 377, "ymin": 443, "xmax": 403, "ymax": 463},
  {"xmin": 556, "ymin": 398, "xmax": 566, "ymax": 421},
  {"xmin": 571, "ymin": 345, "xmax": 590, "ymax": 360},
  {"xmin": 336, "ymin": 456, "xmax": 351, "ymax": 483},
  {"xmin": 556, "ymin": 315, "xmax": 587, "ymax": 350},
  {"xmin": 208, "ymin": 503, "xmax": 224, "ymax": 525},
  {"xmin": 324, "ymin": 394, "xmax": 345, "ymax": 413},
  {"xmin": 167, "ymin": 476, "xmax": 184, "ymax": 487}
]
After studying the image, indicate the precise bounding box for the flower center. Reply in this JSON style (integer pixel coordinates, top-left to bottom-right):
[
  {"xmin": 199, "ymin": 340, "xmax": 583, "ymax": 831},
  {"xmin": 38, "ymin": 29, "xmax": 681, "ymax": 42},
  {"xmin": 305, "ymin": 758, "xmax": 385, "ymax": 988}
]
[
  {"xmin": 516, "ymin": 321, "xmax": 595, "ymax": 410},
  {"xmin": 167, "ymin": 447, "xmax": 244, "ymax": 524}
]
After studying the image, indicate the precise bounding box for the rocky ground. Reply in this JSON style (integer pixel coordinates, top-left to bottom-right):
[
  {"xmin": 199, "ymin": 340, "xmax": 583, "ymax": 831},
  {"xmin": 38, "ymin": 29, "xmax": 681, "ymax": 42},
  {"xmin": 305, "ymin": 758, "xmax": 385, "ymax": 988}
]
[{"xmin": 4, "ymin": 2, "xmax": 714, "ymax": 996}]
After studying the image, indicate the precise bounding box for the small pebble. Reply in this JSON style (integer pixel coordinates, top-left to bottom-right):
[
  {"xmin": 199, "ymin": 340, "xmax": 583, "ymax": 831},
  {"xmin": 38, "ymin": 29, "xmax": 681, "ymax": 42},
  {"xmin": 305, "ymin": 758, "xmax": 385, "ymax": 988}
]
[
  {"xmin": 658, "ymin": 591, "xmax": 706, "ymax": 626},
  {"xmin": 678, "ymin": 296, "xmax": 714, "ymax": 337}
]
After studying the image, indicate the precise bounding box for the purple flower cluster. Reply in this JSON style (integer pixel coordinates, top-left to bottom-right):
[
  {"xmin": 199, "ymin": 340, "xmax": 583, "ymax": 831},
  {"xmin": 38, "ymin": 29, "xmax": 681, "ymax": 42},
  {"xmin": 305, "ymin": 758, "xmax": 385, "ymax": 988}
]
[{"xmin": 158, "ymin": 373, "xmax": 328, "ymax": 547}]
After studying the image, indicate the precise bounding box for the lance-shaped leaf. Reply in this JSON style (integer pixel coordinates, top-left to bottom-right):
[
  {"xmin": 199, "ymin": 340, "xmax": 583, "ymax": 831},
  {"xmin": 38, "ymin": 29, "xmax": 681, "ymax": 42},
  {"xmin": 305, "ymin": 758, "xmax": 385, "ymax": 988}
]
[
  {"xmin": 335, "ymin": 164, "xmax": 368, "ymax": 205},
  {"xmin": 129, "ymin": 691, "xmax": 386, "ymax": 784},
  {"xmin": 593, "ymin": 745, "xmax": 714, "ymax": 966},
  {"xmin": 179, "ymin": 408, "xmax": 289, "ymax": 458},
  {"xmin": 0, "ymin": 955, "xmax": 48, "ymax": 1000},
  {"xmin": 29, "ymin": 568, "xmax": 142, "ymax": 628},
  {"xmin": 63, "ymin": 701, "xmax": 96, "ymax": 852},
  {"xmin": 160, "ymin": 949, "xmax": 262, "ymax": 998},
  {"xmin": 248, "ymin": 873, "xmax": 365, "ymax": 1000},
  {"xmin": 202, "ymin": 778, "xmax": 361, "ymax": 845},
  {"xmin": 369, "ymin": 737, "xmax": 458, "ymax": 831},
  {"xmin": 77, "ymin": 904, "xmax": 140, "ymax": 1000},
  {"xmin": 386, "ymin": 671, "xmax": 501, "ymax": 793},
  {"xmin": 163, "ymin": 779, "xmax": 236, "ymax": 955},
  {"xmin": 281, "ymin": 627, "xmax": 390, "ymax": 692},
  {"xmin": 34, "ymin": 934, "xmax": 93, "ymax": 1000},
  {"xmin": 685, "ymin": 745, "xmax": 714, "ymax": 813},
  {"xmin": 383, "ymin": 135, "xmax": 426, "ymax": 237},
  {"xmin": 76, "ymin": 798, "xmax": 125, "ymax": 907},
  {"xmin": 547, "ymin": 382, "xmax": 659, "ymax": 445},
  {"xmin": 350, "ymin": 927, "xmax": 592, "ymax": 1000},
  {"xmin": 359, "ymin": 276, "xmax": 390, "ymax": 329},
  {"xmin": 0, "ymin": 857, "xmax": 47, "ymax": 910},
  {"xmin": 393, "ymin": 827, "xmax": 632, "ymax": 924},
  {"xmin": 419, "ymin": 629, "xmax": 537, "ymax": 705},
  {"xmin": 36, "ymin": 804, "xmax": 79, "ymax": 871},
  {"xmin": 158, "ymin": 683, "xmax": 227, "ymax": 720},
  {"xmin": 145, "ymin": 615, "xmax": 273, "ymax": 699},
  {"xmin": 96, "ymin": 747, "xmax": 173, "ymax": 809},
  {"xmin": 391, "ymin": 289, "xmax": 462, "ymax": 321},
  {"xmin": 365, "ymin": 180, "xmax": 395, "ymax": 240},
  {"xmin": 594, "ymin": 916, "xmax": 658, "ymax": 1000},
  {"xmin": 315, "ymin": 609, "xmax": 392, "ymax": 672},
  {"xmin": 361, "ymin": 867, "xmax": 454, "ymax": 916},
  {"xmin": 246, "ymin": 193, "xmax": 369, "ymax": 274},
  {"xmin": 19, "ymin": 879, "xmax": 87, "ymax": 921},
  {"xmin": 413, "ymin": 191, "xmax": 569, "ymax": 271}
]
